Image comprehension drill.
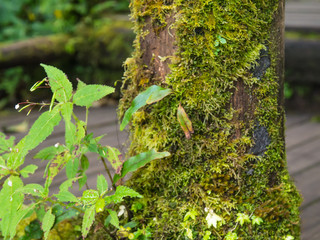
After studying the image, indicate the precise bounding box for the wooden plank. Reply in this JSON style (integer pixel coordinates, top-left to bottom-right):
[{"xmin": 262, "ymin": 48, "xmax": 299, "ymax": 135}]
[
  {"xmin": 286, "ymin": 2, "xmax": 320, "ymax": 30},
  {"xmin": 292, "ymin": 163, "xmax": 320, "ymax": 209},
  {"xmin": 301, "ymin": 201, "xmax": 320, "ymax": 240},
  {"xmin": 287, "ymin": 137, "xmax": 320, "ymax": 175},
  {"xmin": 285, "ymin": 113, "xmax": 311, "ymax": 129},
  {"xmin": 285, "ymin": 121, "xmax": 320, "ymax": 150}
]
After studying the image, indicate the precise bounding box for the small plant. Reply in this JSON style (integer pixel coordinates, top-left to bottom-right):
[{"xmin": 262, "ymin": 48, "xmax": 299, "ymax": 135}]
[{"xmin": 0, "ymin": 64, "xmax": 170, "ymax": 239}]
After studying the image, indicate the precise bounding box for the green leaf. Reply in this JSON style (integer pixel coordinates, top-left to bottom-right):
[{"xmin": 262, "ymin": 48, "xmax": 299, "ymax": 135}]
[
  {"xmin": 81, "ymin": 189, "xmax": 99, "ymax": 206},
  {"xmin": 82, "ymin": 205, "xmax": 95, "ymax": 238},
  {"xmin": 177, "ymin": 104, "xmax": 194, "ymax": 139},
  {"xmin": 107, "ymin": 209, "xmax": 119, "ymax": 229},
  {"xmin": 81, "ymin": 155, "xmax": 90, "ymax": 171},
  {"xmin": 20, "ymin": 164, "xmax": 38, "ymax": 178},
  {"xmin": 41, "ymin": 64, "xmax": 73, "ymax": 103},
  {"xmin": 61, "ymin": 102, "xmax": 76, "ymax": 148},
  {"xmin": 45, "ymin": 154, "xmax": 71, "ymax": 194},
  {"xmin": 251, "ymin": 215, "xmax": 263, "ymax": 225},
  {"xmin": 24, "ymin": 108, "xmax": 61, "ymax": 152},
  {"xmin": 8, "ymin": 108, "xmax": 61, "ymax": 169},
  {"xmin": 55, "ymin": 191, "xmax": 79, "ymax": 203},
  {"xmin": 0, "ymin": 132, "xmax": 15, "ymax": 154},
  {"xmin": 120, "ymin": 85, "xmax": 172, "ymax": 131},
  {"xmin": 102, "ymin": 146, "xmax": 123, "ymax": 174},
  {"xmin": 17, "ymin": 184, "xmax": 44, "ymax": 197},
  {"xmin": 95, "ymin": 198, "xmax": 105, "ymax": 213},
  {"xmin": 76, "ymin": 78, "xmax": 87, "ymax": 90},
  {"xmin": 42, "ymin": 208, "xmax": 55, "ymax": 240},
  {"xmin": 146, "ymin": 88, "xmax": 172, "ymax": 104},
  {"xmin": 65, "ymin": 157, "xmax": 79, "ymax": 179},
  {"xmin": 78, "ymin": 173, "xmax": 87, "ymax": 190},
  {"xmin": 225, "ymin": 232, "xmax": 238, "ymax": 240},
  {"xmin": 0, "ymin": 176, "xmax": 24, "ymax": 239},
  {"xmin": 235, "ymin": 213, "xmax": 250, "ymax": 226},
  {"xmin": 34, "ymin": 145, "xmax": 65, "ymax": 160},
  {"xmin": 113, "ymin": 149, "xmax": 170, "ymax": 183},
  {"xmin": 73, "ymin": 84, "xmax": 115, "ymax": 107},
  {"xmin": 52, "ymin": 204, "xmax": 79, "ymax": 226},
  {"xmin": 22, "ymin": 219, "xmax": 44, "ymax": 240},
  {"xmin": 97, "ymin": 174, "xmax": 108, "ymax": 196},
  {"xmin": 104, "ymin": 186, "xmax": 142, "ymax": 205},
  {"xmin": 59, "ymin": 177, "xmax": 79, "ymax": 192}
]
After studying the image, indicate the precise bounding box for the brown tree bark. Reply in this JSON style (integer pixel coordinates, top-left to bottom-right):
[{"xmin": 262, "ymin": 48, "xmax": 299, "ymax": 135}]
[{"xmin": 119, "ymin": 1, "xmax": 301, "ymax": 239}]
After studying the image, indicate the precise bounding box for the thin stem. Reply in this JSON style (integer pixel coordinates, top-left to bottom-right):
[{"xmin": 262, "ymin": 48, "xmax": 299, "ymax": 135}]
[{"xmin": 100, "ymin": 156, "xmax": 117, "ymax": 190}]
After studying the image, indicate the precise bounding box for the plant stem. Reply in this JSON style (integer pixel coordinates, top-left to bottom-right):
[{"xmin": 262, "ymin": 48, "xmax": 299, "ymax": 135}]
[{"xmin": 100, "ymin": 156, "xmax": 117, "ymax": 190}]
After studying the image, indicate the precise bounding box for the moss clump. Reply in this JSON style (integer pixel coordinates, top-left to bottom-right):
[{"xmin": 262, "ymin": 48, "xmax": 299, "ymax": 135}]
[{"xmin": 119, "ymin": 0, "xmax": 301, "ymax": 239}]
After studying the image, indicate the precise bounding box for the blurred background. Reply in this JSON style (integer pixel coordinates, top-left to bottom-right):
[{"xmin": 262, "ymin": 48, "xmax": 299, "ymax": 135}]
[
  {"xmin": 0, "ymin": 0, "xmax": 319, "ymax": 239},
  {"xmin": 0, "ymin": 0, "xmax": 319, "ymax": 112}
]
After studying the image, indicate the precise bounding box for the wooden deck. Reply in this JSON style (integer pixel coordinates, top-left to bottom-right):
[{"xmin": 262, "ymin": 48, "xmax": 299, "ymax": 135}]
[
  {"xmin": 1, "ymin": 106, "xmax": 320, "ymax": 239},
  {"xmin": 286, "ymin": 1, "xmax": 320, "ymax": 30}
]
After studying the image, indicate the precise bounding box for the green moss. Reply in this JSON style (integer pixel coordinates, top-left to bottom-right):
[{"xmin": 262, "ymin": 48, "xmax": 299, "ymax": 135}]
[{"xmin": 119, "ymin": 0, "xmax": 301, "ymax": 239}]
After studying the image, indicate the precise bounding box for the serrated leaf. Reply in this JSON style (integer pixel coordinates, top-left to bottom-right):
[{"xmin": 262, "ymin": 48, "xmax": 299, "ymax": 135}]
[
  {"xmin": 97, "ymin": 174, "xmax": 108, "ymax": 196},
  {"xmin": 113, "ymin": 149, "xmax": 170, "ymax": 183},
  {"xmin": 206, "ymin": 211, "xmax": 223, "ymax": 228},
  {"xmin": 59, "ymin": 177, "xmax": 79, "ymax": 192},
  {"xmin": 24, "ymin": 108, "xmax": 61, "ymax": 153},
  {"xmin": 76, "ymin": 79, "xmax": 87, "ymax": 90},
  {"xmin": 61, "ymin": 102, "xmax": 76, "ymax": 148},
  {"xmin": 7, "ymin": 108, "xmax": 61, "ymax": 169},
  {"xmin": 78, "ymin": 173, "xmax": 87, "ymax": 190},
  {"xmin": 81, "ymin": 189, "xmax": 99, "ymax": 206},
  {"xmin": 17, "ymin": 184, "xmax": 44, "ymax": 197},
  {"xmin": 34, "ymin": 145, "xmax": 65, "ymax": 160},
  {"xmin": 42, "ymin": 208, "xmax": 55, "ymax": 240},
  {"xmin": 41, "ymin": 64, "xmax": 73, "ymax": 103},
  {"xmin": 236, "ymin": 213, "xmax": 250, "ymax": 226},
  {"xmin": 177, "ymin": 104, "xmax": 194, "ymax": 139},
  {"xmin": 107, "ymin": 209, "xmax": 119, "ymax": 229},
  {"xmin": 20, "ymin": 164, "xmax": 38, "ymax": 178},
  {"xmin": 102, "ymin": 146, "xmax": 123, "ymax": 174},
  {"xmin": 45, "ymin": 154, "xmax": 71, "ymax": 194},
  {"xmin": 0, "ymin": 176, "xmax": 24, "ymax": 239},
  {"xmin": 104, "ymin": 186, "xmax": 142, "ymax": 205},
  {"xmin": 65, "ymin": 157, "xmax": 79, "ymax": 179},
  {"xmin": 120, "ymin": 85, "xmax": 172, "ymax": 131},
  {"xmin": 55, "ymin": 191, "xmax": 79, "ymax": 203},
  {"xmin": 82, "ymin": 205, "xmax": 95, "ymax": 238},
  {"xmin": 251, "ymin": 215, "xmax": 263, "ymax": 225},
  {"xmin": 225, "ymin": 232, "xmax": 238, "ymax": 240},
  {"xmin": 0, "ymin": 132, "xmax": 15, "ymax": 154},
  {"xmin": 10, "ymin": 205, "xmax": 36, "ymax": 239},
  {"xmin": 95, "ymin": 198, "xmax": 105, "ymax": 213},
  {"xmin": 73, "ymin": 84, "xmax": 114, "ymax": 107}
]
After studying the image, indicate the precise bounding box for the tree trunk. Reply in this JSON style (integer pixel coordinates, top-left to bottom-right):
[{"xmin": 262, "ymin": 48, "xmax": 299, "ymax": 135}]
[{"xmin": 119, "ymin": 1, "xmax": 301, "ymax": 239}]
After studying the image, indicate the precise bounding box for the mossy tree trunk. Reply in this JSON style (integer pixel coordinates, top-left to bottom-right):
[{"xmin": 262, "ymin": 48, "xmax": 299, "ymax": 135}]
[{"xmin": 119, "ymin": 0, "xmax": 301, "ymax": 239}]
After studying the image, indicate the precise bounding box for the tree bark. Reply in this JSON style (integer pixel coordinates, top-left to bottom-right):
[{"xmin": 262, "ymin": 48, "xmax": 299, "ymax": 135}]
[{"xmin": 119, "ymin": 1, "xmax": 301, "ymax": 239}]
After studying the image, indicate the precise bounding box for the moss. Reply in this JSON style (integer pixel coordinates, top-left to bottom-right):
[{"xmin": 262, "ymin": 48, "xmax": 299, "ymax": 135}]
[{"xmin": 119, "ymin": 0, "xmax": 301, "ymax": 239}]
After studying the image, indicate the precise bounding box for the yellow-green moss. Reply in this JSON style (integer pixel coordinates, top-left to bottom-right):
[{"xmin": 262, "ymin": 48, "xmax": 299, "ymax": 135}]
[{"xmin": 119, "ymin": 0, "xmax": 301, "ymax": 239}]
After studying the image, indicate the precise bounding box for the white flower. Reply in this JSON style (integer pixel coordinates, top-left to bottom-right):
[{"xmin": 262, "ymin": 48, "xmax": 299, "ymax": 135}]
[
  {"xmin": 54, "ymin": 143, "xmax": 59, "ymax": 148},
  {"xmin": 206, "ymin": 210, "xmax": 223, "ymax": 228},
  {"xmin": 153, "ymin": 217, "xmax": 157, "ymax": 221},
  {"xmin": 8, "ymin": 180, "xmax": 12, "ymax": 187},
  {"xmin": 15, "ymin": 104, "xmax": 19, "ymax": 110}
]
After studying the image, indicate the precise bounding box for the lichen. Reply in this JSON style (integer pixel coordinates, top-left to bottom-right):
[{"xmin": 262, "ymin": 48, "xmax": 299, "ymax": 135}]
[{"xmin": 119, "ymin": 0, "xmax": 301, "ymax": 239}]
